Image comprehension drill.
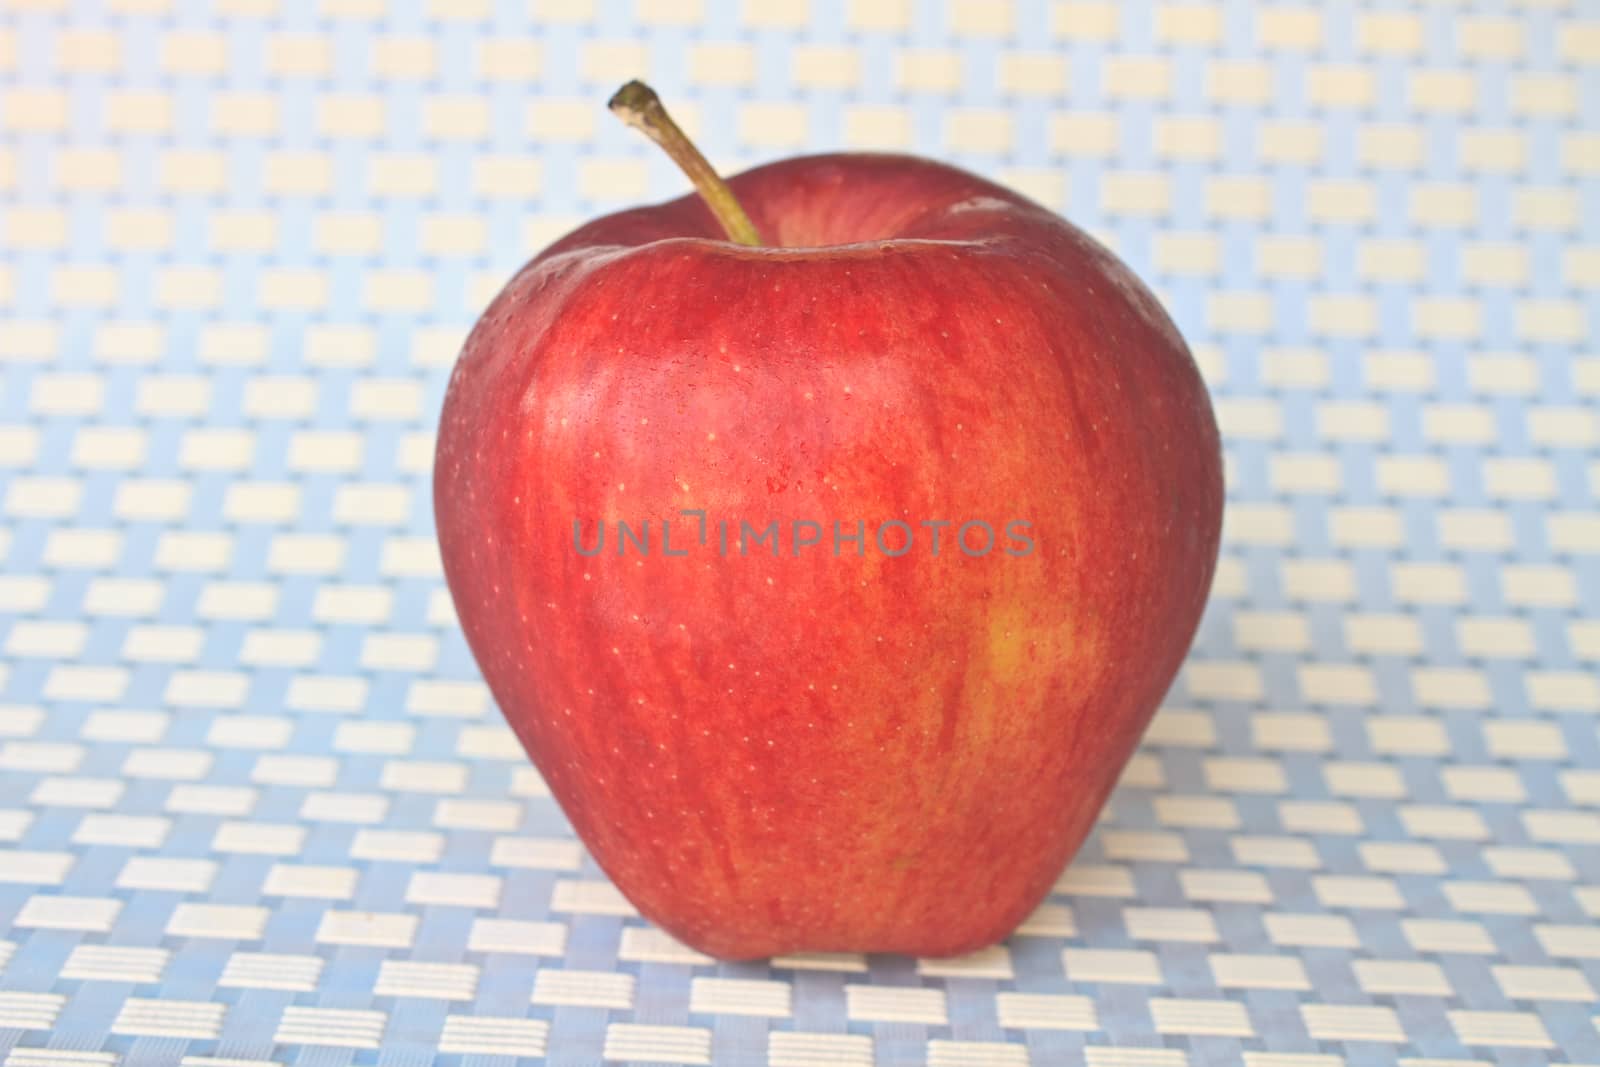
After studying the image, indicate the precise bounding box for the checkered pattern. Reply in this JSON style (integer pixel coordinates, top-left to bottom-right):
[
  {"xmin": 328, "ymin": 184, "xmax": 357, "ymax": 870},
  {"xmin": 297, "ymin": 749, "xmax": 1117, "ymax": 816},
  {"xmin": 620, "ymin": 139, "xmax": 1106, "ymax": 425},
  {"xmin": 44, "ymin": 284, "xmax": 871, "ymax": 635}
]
[{"xmin": 2, "ymin": 1, "xmax": 1598, "ymax": 1064}]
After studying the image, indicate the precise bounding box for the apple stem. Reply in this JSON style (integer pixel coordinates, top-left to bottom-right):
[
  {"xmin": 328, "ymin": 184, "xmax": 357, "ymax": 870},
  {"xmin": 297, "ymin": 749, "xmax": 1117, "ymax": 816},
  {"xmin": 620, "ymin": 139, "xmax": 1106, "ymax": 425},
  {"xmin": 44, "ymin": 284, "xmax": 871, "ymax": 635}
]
[{"xmin": 609, "ymin": 80, "xmax": 765, "ymax": 247}]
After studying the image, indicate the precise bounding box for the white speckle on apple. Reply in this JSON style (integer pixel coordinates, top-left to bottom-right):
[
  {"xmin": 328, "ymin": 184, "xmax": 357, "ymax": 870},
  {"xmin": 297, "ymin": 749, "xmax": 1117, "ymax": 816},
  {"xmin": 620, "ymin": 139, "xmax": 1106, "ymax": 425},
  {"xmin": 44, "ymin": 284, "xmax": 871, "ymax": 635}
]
[{"xmin": 706, "ymin": 432, "xmax": 716, "ymax": 441}]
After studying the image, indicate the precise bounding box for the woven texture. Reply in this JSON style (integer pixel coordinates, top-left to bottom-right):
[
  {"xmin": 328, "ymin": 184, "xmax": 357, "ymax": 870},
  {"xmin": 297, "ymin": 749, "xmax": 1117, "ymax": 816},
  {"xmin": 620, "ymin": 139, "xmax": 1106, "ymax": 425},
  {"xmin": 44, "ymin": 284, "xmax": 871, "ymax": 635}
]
[{"xmin": 1, "ymin": 1, "xmax": 1598, "ymax": 1064}]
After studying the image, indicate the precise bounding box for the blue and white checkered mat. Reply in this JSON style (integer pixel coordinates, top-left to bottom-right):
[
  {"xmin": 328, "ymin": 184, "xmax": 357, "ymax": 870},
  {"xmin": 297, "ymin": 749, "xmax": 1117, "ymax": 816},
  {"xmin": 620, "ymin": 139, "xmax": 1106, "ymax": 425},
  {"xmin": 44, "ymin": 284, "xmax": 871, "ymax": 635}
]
[{"xmin": 1, "ymin": 1, "xmax": 1598, "ymax": 1064}]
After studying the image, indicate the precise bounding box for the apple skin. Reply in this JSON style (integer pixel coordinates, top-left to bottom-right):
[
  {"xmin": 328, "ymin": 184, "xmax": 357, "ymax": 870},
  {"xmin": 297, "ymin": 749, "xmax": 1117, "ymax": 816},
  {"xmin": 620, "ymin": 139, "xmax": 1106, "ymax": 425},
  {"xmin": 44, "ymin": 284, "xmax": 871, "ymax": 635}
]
[{"xmin": 434, "ymin": 153, "xmax": 1222, "ymax": 959}]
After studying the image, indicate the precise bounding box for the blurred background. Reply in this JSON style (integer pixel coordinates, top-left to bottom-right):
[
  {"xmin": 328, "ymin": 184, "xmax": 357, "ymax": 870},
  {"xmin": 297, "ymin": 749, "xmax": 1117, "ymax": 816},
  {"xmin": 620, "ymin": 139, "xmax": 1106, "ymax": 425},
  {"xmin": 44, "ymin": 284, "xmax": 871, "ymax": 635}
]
[{"xmin": 1, "ymin": 2, "xmax": 1597, "ymax": 1065}]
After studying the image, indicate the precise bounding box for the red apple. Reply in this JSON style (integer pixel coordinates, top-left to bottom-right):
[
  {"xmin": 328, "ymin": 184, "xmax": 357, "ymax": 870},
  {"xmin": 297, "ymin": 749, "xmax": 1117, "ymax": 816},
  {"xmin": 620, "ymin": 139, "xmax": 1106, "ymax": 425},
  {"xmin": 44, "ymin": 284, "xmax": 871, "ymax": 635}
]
[{"xmin": 435, "ymin": 89, "xmax": 1222, "ymax": 959}]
